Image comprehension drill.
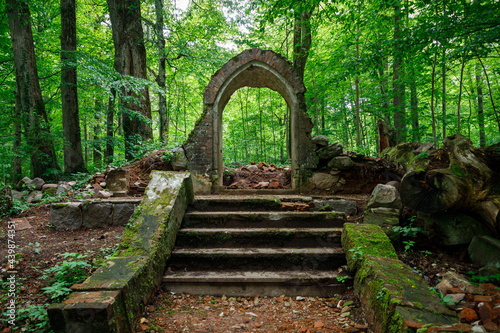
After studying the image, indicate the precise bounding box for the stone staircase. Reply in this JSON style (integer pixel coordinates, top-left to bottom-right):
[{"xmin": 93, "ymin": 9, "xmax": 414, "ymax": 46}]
[{"xmin": 162, "ymin": 195, "xmax": 351, "ymax": 297}]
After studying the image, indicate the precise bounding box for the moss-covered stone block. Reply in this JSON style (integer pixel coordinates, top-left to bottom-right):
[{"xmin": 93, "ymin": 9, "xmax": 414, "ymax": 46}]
[
  {"xmin": 341, "ymin": 223, "xmax": 398, "ymax": 272},
  {"xmin": 49, "ymin": 171, "xmax": 193, "ymax": 332},
  {"xmin": 355, "ymin": 255, "xmax": 458, "ymax": 333},
  {"xmin": 47, "ymin": 291, "xmax": 129, "ymax": 333}
]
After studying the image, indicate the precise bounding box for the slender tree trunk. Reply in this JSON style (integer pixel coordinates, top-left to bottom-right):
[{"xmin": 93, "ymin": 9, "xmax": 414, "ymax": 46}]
[
  {"xmin": 155, "ymin": 0, "xmax": 168, "ymax": 143},
  {"xmin": 355, "ymin": 21, "xmax": 361, "ymax": 148},
  {"xmin": 258, "ymin": 89, "xmax": 263, "ymax": 160},
  {"xmin": 107, "ymin": 0, "xmax": 153, "ymax": 160},
  {"xmin": 12, "ymin": 95, "xmax": 22, "ymax": 184},
  {"xmin": 245, "ymin": 88, "xmax": 252, "ymax": 161},
  {"xmin": 393, "ymin": 0, "xmax": 406, "ymax": 144},
  {"xmin": 93, "ymin": 99, "xmax": 102, "ymax": 168},
  {"xmin": 457, "ymin": 56, "xmax": 466, "ymax": 133},
  {"xmin": 83, "ymin": 114, "xmax": 88, "ymax": 165},
  {"xmin": 270, "ymin": 91, "xmax": 277, "ymax": 164},
  {"xmin": 430, "ymin": 50, "xmax": 438, "ymax": 146},
  {"xmin": 409, "ymin": 64, "xmax": 419, "ymax": 142},
  {"xmin": 442, "ymin": 49, "xmax": 447, "ymax": 139},
  {"xmin": 379, "ymin": 58, "xmax": 390, "ymax": 125},
  {"xmin": 7, "ymin": 0, "xmax": 60, "ymax": 178},
  {"xmin": 475, "ymin": 62, "xmax": 486, "ymax": 147},
  {"xmin": 104, "ymin": 89, "xmax": 115, "ymax": 164},
  {"xmin": 238, "ymin": 92, "xmax": 248, "ymax": 161},
  {"xmin": 61, "ymin": 0, "xmax": 86, "ymax": 174},
  {"xmin": 476, "ymin": 56, "xmax": 500, "ymax": 132}
]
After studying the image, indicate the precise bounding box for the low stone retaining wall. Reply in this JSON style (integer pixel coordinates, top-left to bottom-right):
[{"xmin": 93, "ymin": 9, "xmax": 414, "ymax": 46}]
[
  {"xmin": 50, "ymin": 199, "xmax": 142, "ymax": 229},
  {"xmin": 342, "ymin": 223, "xmax": 472, "ymax": 333},
  {"xmin": 48, "ymin": 171, "xmax": 193, "ymax": 332}
]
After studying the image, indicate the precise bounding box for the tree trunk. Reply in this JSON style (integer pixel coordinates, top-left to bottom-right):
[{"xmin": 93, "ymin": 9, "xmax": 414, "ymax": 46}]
[
  {"xmin": 93, "ymin": 99, "xmax": 102, "ymax": 168},
  {"xmin": 355, "ymin": 21, "xmax": 361, "ymax": 148},
  {"xmin": 398, "ymin": 134, "xmax": 499, "ymax": 234},
  {"xmin": 107, "ymin": 0, "xmax": 153, "ymax": 160},
  {"xmin": 475, "ymin": 62, "xmax": 485, "ymax": 147},
  {"xmin": 7, "ymin": 0, "xmax": 60, "ymax": 178},
  {"xmin": 104, "ymin": 88, "xmax": 115, "ymax": 164},
  {"xmin": 12, "ymin": 94, "xmax": 22, "ymax": 184},
  {"xmin": 430, "ymin": 50, "xmax": 438, "ymax": 147},
  {"xmin": 293, "ymin": 8, "xmax": 314, "ymax": 81},
  {"xmin": 442, "ymin": 48, "xmax": 447, "ymax": 139},
  {"xmin": 393, "ymin": 1, "xmax": 406, "ymax": 144},
  {"xmin": 457, "ymin": 55, "xmax": 466, "ymax": 133},
  {"xmin": 61, "ymin": 0, "xmax": 86, "ymax": 174},
  {"xmin": 155, "ymin": 0, "xmax": 168, "ymax": 143},
  {"xmin": 409, "ymin": 66, "xmax": 419, "ymax": 142}
]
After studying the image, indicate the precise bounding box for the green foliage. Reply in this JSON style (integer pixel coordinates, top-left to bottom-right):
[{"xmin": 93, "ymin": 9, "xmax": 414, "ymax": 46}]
[
  {"xmin": 467, "ymin": 271, "xmax": 500, "ymax": 287},
  {"xmin": 41, "ymin": 252, "xmax": 92, "ymax": 301},
  {"xmin": 13, "ymin": 305, "xmax": 51, "ymax": 332},
  {"xmin": 348, "ymin": 246, "xmax": 364, "ymax": 261},
  {"xmin": 336, "ymin": 275, "xmax": 348, "ymax": 283},
  {"xmin": 402, "ymin": 240, "xmax": 415, "ymax": 253},
  {"xmin": 392, "ymin": 224, "xmax": 424, "ymax": 238}
]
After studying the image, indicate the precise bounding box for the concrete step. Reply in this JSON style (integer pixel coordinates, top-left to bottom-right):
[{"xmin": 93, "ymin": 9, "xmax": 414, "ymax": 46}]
[
  {"xmin": 175, "ymin": 227, "xmax": 342, "ymax": 248},
  {"xmin": 182, "ymin": 211, "xmax": 346, "ymax": 228},
  {"xmin": 162, "ymin": 270, "xmax": 351, "ymax": 297},
  {"xmin": 168, "ymin": 247, "xmax": 346, "ymax": 271}
]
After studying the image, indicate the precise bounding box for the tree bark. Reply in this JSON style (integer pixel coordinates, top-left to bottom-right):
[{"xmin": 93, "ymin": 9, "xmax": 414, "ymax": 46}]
[
  {"xmin": 107, "ymin": 0, "xmax": 153, "ymax": 160},
  {"xmin": 409, "ymin": 65, "xmax": 419, "ymax": 142},
  {"xmin": 355, "ymin": 21, "xmax": 361, "ymax": 148},
  {"xmin": 475, "ymin": 62, "xmax": 485, "ymax": 147},
  {"xmin": 61, "ymin": 0, "xmax": 87, "ymax": 174},
  {"xmin": 293, "ymin": 8, "xmax": 314, "ymax": 81},
  {"xmin": 7, "ymin": 0, "xmax": 60, "ymax": 178},
  {"xmin": 104, "ymin": 88, "xmax": 115, "ymax": 164},
  {"xmin": 393, "ymin": 1, "xmax": 406, "ymax": 143},
  {"xmin": 93, "ymin": 99, "xmax": 102, "ymax": 168},
  {"xmin": 396, "ymin": 134, "xmax": 500, "ymax": 234},
  {"xmin": 12, "ymin": 95, "xmax": 22, "ymax": 184},
  {"xmin": 155, "ymin": 0, "xmax": 168, "ymax": 143}
]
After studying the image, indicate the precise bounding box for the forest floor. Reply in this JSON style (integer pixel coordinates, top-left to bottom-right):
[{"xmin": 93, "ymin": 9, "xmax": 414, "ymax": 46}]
[{"xmin": 0, "ymin": 175, "xmax": 488, "ymax": 332}]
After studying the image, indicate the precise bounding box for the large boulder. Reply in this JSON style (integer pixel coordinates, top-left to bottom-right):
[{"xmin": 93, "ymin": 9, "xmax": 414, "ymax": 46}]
[
  {"xmin": 311, "ymin": 173, "xmax": 339, "ymax": 190},
  {"xmin": 311, "ymin": 135, "xmax": 329, "ymax": 147},
  {"xmin": 468, "ymin": 235, "xmax": 500, "ymax": 269},
  {"xmin": 11, "ymin": 190, "xmax": 28, "ymax": 201},
  {"xmin": 0, "ymin": 186, "xmax": 12, "ymax": 217},
  {"xmin": 313, "ymin": 199, "xmax": 357, "ymax": 216},
  {"xmin": 317, "ymin": 143, "xmax": 343, "ymax": 160},
  {"xmin": 50, "ymin": 203, "xmax": 83, "ymax": 229},
  {"xmin": 42, "ymin": 184, "xmax": 58, "ymax": 192},
  {"xmin": 328, "ymin": 156, "xmax": 354, "ymax": 170},
  {"xmin": 16, "ymin": 176, "xmax": 32, "ymax": 190},
  {"xmin": 418, "ymin": 212, "xmax": 490, "ymax": 246},
  {"xmin": 171, "ymin": 147, "xmax": 188, "ymax": 171},
  {"xmin": 56, "ymin": 184, "xmax": 71, "ymax": 196},
  {"xmin": 366, "ymin": 184, "xmax": 402, "ymax": 211},
  {"xmin": 82, "ymin": 202, "xmax": 113, "ymax": 228}
]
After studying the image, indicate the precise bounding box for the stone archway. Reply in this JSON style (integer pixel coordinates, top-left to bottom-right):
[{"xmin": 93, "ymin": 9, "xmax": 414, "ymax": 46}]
[{"xmin": 183, "ymin": 48, "xmax": 318, "ymax": 191}]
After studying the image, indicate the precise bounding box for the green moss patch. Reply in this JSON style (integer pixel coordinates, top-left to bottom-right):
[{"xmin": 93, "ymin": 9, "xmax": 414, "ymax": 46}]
[{"xmin": 341, "ymin": 223, "xmax": 398, "ymax": 272}]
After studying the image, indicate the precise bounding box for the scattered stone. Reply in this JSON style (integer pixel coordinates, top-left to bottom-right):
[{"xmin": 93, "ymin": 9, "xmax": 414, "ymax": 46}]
[
  {"xmin": 459, "ymin": 308, "xmax": 479, "ymax": 323},
  {"xmin": 26, "ymin": 190, "xmax": 43, "ymax": 203},
  {"xmin": 10, "ymin": 218, "xmax": 32, "ymax": 231},
  {"xmin": 296, "ymin": 296, "xmax": 305, "ymax": 301},
  {"xmin": 11, "ymin": 190, "xmax": 28, "ymax": 200},
  {"xmin": 254, "ymin": 322, "xmax": 261, "ymax": 328},
  {"xmin": 314, "ymin": 321, "xmax": 324, "ymax": 329},
  {"xmin": 56, "ymin": 184, "xmax": 71, "ymax": 196},
  {"xmin": 436, "ymin": 279, "xmax": 453, "ymax": 296},
  {"xmin": 284, "ymin": 302, "xmax": 291, "ymax": 307},
  {"xmin": 313, "ymin": 199, "xmax": 357, "ymax": 216},
  {"xmin": 385, "ymin": 180, "xmax": 400, "ymax": 191},
  {"xmin": 246, "ymin": 165, "xmax": 259, "ymax": 171},
  {"xmin": 50, "ymin": 202, "xmax": 83, "ymax": 229},
  {"xmin": 96, "ymin": 190, "xmax": 113, "ymax": 199},
  {"xmin": 243, "ymin": 317, "xmax": 250, "ymax": 323},
  {"xmin": 311, "ymin": 135, "xmax": 329, "ymax": 147},
  {"xmin": 311, "ymin": 172, "xmax": 339, "ymax": 190},
  {"xmin": 366, "ymin": 184, "xmax": 402, "ymax": 211},
  {"xmin": 171, "ymin": 147, "xmax": 188, "ymax": 171},
  {"xmin": 31, "ymin": 177, "xmax": 45, "ymax": 190},
  {"xmin": 443, "ymin": 272, "xmax": 472, "ymax": 289},
  {"xmin": 478, "ymin": 266, "xmax": 500, "ymax": 277},
  {"xmin": 328, "ymin": 156, "xmax": 354, "ymax": 170},
  {"xmin": 340, "ymin": 312, "xmax": 351, "ymax": 318},
  {"xmin": 41, "ymin": 184, "xmax": 58, "ymax": 192},
  {"xmin": 16, "ymin": 176, "xmax": 32, "ymax": 190},
  {"xmin": 317, "ymin": 142, "xmax": 343, "ymax": 160}
]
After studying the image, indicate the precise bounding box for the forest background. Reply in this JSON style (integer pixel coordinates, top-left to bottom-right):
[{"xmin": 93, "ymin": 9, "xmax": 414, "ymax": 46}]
[{"xmin": 1, "ymin": 0, "xmax": 499, "ymax": 185}]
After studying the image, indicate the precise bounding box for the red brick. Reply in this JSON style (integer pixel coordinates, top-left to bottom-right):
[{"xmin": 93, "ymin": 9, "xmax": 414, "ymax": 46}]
[{"xmin": 458, "ymin": 308, "xmax": 479, "ymax": 322}]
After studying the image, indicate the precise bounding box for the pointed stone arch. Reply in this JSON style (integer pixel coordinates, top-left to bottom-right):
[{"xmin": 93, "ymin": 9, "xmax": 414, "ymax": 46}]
[{"xmin": 183, "ymin": 48, "xmax": 318, "ymax": 190}]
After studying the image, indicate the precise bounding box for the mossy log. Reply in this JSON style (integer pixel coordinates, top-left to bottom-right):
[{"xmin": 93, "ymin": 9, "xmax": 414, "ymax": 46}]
[{"xmin": 386, "ymin": 134, "xmax": 500, "ymax": 235}]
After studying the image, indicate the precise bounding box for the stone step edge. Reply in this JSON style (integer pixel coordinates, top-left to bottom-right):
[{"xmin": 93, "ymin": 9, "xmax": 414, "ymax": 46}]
[
  {"xmin": 162, "ymin": 270, "xmax": 351, "ymax": 284},
  {"xmin": 178, "ymin": 227, "xmax": 343, "ymax": 234},
  {"xmin": 172, "ymin": 247, "xmax": 344, "ymax": 256},
  {"xmin": 184, "ymin": 211, "xmax": 346, "ymax": 218}
]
